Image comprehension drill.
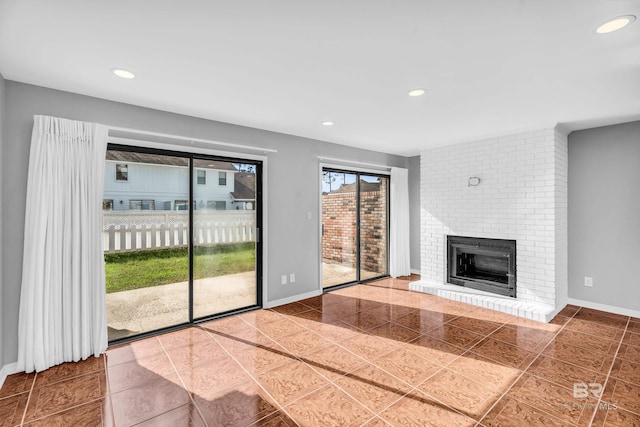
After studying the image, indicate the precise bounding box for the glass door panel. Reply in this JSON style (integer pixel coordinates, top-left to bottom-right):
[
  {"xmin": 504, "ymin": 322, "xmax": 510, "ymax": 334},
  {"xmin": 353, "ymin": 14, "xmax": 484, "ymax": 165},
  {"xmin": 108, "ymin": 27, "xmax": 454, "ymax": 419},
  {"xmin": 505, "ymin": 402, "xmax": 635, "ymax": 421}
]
[
  {"xmin": 359, "ymin": 175, "xmax": 389, "ymax": 280},
  {"xmin": 103, "ymin": 149, "xmax": 190, "ymax": 341},
  {"xmin": 105, "ymin": 146, "xmax": 262, "ymax": 344},
  {"xmin": 322, "ymin": 171, "xmax": 358, "ymax": 288},
  {"xmin": 192, "ymin": 159, "xmax": 258, "ymax": 319}
]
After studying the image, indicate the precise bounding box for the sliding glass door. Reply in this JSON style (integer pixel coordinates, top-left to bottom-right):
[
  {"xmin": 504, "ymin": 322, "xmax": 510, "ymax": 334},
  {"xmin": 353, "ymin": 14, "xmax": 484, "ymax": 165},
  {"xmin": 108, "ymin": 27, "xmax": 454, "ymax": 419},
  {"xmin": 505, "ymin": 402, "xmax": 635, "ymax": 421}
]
[
  {"xmin": 321, "ymin": 171, "xmax": 358, "ymax": 287},
  {"xmin": 359, "ymin": 174, "xmax": 389, "ymax": 281},
  {"xmin": 103, "ymin": 146, "xmax": 261, "ymax": 342},
  {"xmin": 103, "ymin": 150, "xmax": 190, "ymax": 341},
  {"xmin": 321, "ymin": 168, "xmax": 389, "ymax": 289},
  {"xmin": 192, "ymin": 159, "xmax": 259, "ymax": 319}
]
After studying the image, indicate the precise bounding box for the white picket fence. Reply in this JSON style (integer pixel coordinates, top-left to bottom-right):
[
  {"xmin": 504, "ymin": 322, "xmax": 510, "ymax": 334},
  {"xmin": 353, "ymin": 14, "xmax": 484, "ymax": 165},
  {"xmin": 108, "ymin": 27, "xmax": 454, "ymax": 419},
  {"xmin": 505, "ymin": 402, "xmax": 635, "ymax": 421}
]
[
  {"xmin": 103, "ymin": 221, "xmax": 256, "ymax": 253},
  {"xmin": 103, "ymin": 211, "xmax": 255, "ymax": 230}
]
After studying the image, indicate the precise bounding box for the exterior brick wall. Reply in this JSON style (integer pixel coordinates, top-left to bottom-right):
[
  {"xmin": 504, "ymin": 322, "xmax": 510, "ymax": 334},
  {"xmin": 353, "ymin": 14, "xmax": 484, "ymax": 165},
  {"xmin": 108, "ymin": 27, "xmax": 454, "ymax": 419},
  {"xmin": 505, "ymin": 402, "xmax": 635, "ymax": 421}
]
[
  {"xmin": 322, "ymin": 181, "xmax": 387, "ymax": 274},
  {"xmin": 322, "ymin": 192, "xmax": 357, "ymax": 267},
  {"xmin": 419, "ymin": 127, "xmax": 568, "ymax": 310},
  {"xmin": 359, "ymin": 187, "xmax": 388, "ymax": 273}
]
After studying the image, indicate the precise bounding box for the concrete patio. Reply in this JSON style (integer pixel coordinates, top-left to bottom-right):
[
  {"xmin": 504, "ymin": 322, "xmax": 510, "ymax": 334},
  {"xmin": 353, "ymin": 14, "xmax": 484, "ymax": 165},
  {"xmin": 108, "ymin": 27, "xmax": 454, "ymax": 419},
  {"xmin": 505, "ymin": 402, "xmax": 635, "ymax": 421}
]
[
  {"xmin": 107, "ymin": 262, "xmax": 386, "ymax": 340},
  {"xmin": 107, "ymin": 271, "xmax": 256, "ymax": 340}
]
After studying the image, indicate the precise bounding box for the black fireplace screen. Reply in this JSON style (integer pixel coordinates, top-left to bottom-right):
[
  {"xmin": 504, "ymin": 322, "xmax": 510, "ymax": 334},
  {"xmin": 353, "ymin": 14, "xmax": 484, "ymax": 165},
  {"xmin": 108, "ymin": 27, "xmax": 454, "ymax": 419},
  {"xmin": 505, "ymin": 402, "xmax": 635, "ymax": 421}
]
[{"xmin": 447, "ymin": 236, "xmax": 516, "ymax": 298}]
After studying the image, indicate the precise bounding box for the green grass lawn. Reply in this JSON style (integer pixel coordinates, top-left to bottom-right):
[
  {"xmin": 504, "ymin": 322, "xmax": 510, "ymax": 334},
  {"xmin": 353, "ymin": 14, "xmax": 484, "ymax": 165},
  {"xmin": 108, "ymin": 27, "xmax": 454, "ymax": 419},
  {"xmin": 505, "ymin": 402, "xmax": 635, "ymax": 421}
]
[{"xmin": 104, "ymin": 243, "xmax": 255, "ymax": 293}]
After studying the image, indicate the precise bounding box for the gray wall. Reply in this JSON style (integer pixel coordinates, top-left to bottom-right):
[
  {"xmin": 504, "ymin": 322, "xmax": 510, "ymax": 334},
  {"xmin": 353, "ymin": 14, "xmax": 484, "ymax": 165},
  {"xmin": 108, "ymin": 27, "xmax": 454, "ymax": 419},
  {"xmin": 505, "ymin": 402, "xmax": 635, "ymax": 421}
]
[
  {"xmin": 0, "ymin": 73, "xmax": 5, "ymax": 366},
  {"xmin": 408, "ymin": 155, "xmax": 421, "ymax": 272},
  {"xmin": 568, "ymin": 121, "xmax": 640, "ymax": 311},
  {"xmin": 1, "ymin": 81, "xmax": 410, "ymax": 365}
]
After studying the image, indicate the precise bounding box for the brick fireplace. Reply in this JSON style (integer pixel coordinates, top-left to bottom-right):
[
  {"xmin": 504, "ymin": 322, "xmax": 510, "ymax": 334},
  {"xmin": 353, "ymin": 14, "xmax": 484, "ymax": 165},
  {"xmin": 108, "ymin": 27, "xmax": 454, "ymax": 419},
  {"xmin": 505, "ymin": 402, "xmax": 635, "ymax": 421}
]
[{"xmin": 410, "ymin": 127, "xmax": 568, "ymax": 321}]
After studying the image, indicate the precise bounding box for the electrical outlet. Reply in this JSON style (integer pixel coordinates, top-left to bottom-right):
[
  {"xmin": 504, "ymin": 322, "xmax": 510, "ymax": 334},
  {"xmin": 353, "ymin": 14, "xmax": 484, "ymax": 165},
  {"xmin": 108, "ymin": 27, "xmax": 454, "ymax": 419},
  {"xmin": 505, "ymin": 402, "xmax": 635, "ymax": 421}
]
[
  {"xmin": 290, "ymin": 273, "xmax": 296, "ymax": 283},
  {"xmin": 307, "ymin": 211, "xmax": 312, "ymax": 220},
  {"xmin": 281, "ymin": 275, "xmax": 288, "ymax": 285},
  {"xmin": 584, "ymin": 276, "xmax": 593, "ymax": 287}
]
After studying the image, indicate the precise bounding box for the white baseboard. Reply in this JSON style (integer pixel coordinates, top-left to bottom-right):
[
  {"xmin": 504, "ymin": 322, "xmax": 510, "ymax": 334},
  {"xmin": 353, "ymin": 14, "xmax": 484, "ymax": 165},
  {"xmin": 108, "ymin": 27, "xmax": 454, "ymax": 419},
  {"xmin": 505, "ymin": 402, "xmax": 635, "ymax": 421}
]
[
  {"xmin": 568, "ymin": 298, "xmax": 640, "ymax": 319},
  {"xmin": 265, "ymin": 289, "xmax": 322, "ymax": 309},
  {"xmin": 0, "ymin": 362, "xmax": 19, "ymax": 390},
  {"xmin": 410, "ymin": 269, "xmax": 421, "ymax": 275}
]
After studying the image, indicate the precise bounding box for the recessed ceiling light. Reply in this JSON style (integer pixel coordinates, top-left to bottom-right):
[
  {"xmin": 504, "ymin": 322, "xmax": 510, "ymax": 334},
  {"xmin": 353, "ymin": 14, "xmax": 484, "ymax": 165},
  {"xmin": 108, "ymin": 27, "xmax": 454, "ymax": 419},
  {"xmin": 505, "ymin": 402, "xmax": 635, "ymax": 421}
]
[
  {"xmin": 321, "ymin": 121, "xmax": 335, "ymax": 126},
  {"xmin": 408, "ymin": 88, "xmax": 426, "ymax": 97},
  {"xmin": 111, "ymin": 68, "xmax": 136, "ymax": 79},
  {"xmin": 595, "ymin": 15, "xmax": 636, "ymax": 34}
]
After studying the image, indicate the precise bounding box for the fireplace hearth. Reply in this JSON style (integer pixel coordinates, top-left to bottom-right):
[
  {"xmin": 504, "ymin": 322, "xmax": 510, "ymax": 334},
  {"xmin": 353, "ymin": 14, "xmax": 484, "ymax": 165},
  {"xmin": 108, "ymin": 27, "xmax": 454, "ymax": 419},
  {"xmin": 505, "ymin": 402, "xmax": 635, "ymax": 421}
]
[{"xmin": 447, "ymin": 235, "xmax": 516, "ymax": 298}]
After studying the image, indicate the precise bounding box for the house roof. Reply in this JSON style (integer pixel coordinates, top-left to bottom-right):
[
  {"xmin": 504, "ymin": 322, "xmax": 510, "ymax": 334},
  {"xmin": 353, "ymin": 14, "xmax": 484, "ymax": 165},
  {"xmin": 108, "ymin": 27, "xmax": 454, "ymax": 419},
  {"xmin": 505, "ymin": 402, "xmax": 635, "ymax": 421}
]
[
  {"xmin": 106, "ymin": 151, "xmax": 237, "ymax": 171},
  {"xmin": 106, "ymin": 151, "xmax": 188, "ymax": 167},
  {"xmin": 193, "ymin": 159, "xmax": 238, "ymax": 171},
  {"xmin": 231, "ymin": 172, "xmax": 256, "ymax": 200},
  {"xmin": 327, "ymin": 180, "xmax": 381, "ymax": 194}
]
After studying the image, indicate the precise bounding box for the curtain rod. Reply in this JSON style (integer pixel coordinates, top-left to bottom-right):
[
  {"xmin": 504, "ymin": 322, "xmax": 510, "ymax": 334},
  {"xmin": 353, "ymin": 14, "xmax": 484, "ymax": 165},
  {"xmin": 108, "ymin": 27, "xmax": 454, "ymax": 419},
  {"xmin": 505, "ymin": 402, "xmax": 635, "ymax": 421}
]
[
  {"xmin": 317, "ymin": 156, "xmax": 392, "ymax": 170},
  {"xmin": 107, "ymin": 125, "xmax": 278, "ymax": 153}
]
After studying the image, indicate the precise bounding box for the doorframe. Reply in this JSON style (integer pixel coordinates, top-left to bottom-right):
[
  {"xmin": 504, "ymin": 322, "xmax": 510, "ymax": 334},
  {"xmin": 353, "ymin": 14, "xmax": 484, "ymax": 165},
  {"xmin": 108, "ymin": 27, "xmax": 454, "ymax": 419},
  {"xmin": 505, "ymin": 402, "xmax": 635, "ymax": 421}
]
[
  {"xmin": 318, "ymin": 162, "xmax": 391, "ymax": 292},
  {"xmin": 105, "ymin": 139, "xmax": 268, "ymax": 344}
]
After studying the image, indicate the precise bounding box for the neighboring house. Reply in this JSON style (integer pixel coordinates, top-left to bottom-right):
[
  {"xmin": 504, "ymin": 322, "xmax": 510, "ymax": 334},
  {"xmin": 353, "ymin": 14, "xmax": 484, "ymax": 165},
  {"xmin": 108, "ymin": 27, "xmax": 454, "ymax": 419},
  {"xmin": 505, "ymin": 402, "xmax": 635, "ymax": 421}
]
[
  {"xmin": 326, "ymin": 180, "xmax": 381, "ymax": 194},
  {"xmin": 103, "ymin": 151, "xmax": 253, "ymax": 211},
  {"xmin": 230, "ymin": 172, "xmax": 256, "ymax": 210}
]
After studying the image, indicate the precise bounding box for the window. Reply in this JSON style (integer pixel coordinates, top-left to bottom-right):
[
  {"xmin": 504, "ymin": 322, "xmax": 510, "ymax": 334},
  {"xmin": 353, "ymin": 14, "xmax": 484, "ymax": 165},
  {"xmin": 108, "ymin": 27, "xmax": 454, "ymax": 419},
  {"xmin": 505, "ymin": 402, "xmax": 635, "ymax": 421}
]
[
  {"xmin": 174, "ymin": 200, "xmax": 188, "ymax": 211},
  {"xmin": 197, "ymin": 170, "xmax": 206, "ymax": 185},
  {"xmin": 219, "ymin": 171, "xmax": 227, "ymax": 186},
  {"xmin": 207, "ymin": 200, "xmax": 226, "ymax": 210},
  {"xmin": 129, "ymin": 200, "xmax": 155, "ymax": 210},
  {"xmin": 103, "ymin": 200, "xmax": 114, "ymax": 210},
  {"xmin": 115, "ymin": 164, "xmax": 128, "ymax": 181}
]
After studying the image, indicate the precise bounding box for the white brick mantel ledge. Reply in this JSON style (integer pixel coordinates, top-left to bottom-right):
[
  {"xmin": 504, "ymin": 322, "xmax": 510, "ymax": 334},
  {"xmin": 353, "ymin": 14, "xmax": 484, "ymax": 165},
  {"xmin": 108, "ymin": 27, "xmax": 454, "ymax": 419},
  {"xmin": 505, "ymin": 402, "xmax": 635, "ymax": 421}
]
[{"xmin": 409, "ymin": 279, "xmax": 557, "ymax": 322}]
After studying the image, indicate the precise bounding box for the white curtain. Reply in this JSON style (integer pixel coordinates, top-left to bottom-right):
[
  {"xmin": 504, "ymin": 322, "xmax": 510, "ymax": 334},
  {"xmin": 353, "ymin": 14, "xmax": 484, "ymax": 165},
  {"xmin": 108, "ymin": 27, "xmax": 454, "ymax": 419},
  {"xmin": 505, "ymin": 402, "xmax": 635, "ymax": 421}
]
[
  {"xmin": 17, "ymin": 115, "xmax": 108, "ymax": 373},
  {"xmin": 390, "ymin": 167, "xmax": 411, "ymax": 277}
]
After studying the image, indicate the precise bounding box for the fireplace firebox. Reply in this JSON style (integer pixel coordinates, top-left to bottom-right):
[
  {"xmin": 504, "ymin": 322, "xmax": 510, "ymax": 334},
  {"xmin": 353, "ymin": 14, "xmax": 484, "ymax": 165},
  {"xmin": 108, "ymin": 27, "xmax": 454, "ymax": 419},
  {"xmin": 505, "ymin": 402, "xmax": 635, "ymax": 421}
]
[{"xmin": 447, "ymin": 235, "xmax": 516, "ymax": 298}]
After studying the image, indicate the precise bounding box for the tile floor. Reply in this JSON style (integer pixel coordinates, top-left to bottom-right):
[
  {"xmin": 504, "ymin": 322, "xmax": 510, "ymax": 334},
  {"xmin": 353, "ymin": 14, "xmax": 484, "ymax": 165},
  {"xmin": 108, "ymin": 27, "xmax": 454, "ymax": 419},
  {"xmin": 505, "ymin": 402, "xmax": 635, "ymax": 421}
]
[{"xmin": 1, "ymin": 275, "xmax": 639, "ymax": 426}]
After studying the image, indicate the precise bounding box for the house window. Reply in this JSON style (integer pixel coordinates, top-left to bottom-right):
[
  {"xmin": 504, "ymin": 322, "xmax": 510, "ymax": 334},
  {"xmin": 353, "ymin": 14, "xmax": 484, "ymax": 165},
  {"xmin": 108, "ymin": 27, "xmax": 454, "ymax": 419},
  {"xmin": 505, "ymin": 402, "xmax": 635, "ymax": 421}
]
[
  {"xmin": 219, "ymin": 172, "xmax": 227, "ymax": 186},
  {"xmin": 115, "ymin": 164, "xmax": 128, "ymax": 181},
  {"xmin": 103, "ymin": 200, "xmax": 114, "ymax": 210},
  {"xmin": 197, "ymin": 170, "xmax": 206, "ymax": 185},
  {"xmin": 207, "ymin": 200, "xmax": 226, "ymax": 210},
  {"xmin": 174, "ymin": 200, "xmax": 188, "ymax": 211},
  {"xmin": 129, "ymin": 200, "xmax": 155, "ymax": 210}
]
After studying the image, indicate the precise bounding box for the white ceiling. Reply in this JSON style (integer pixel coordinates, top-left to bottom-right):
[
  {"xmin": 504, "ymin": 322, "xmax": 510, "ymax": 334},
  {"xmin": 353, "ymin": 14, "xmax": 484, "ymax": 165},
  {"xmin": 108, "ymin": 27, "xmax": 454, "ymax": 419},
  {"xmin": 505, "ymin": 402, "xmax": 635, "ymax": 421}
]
[{"xmin": 1, "ymin": 0, "xmax": 639, "ymax": 156}]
